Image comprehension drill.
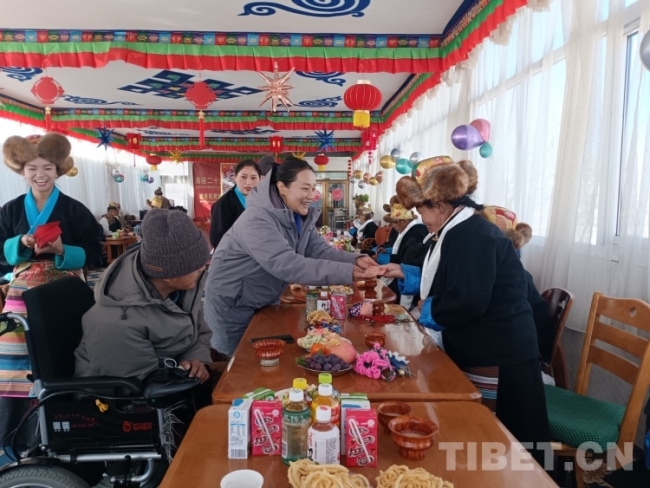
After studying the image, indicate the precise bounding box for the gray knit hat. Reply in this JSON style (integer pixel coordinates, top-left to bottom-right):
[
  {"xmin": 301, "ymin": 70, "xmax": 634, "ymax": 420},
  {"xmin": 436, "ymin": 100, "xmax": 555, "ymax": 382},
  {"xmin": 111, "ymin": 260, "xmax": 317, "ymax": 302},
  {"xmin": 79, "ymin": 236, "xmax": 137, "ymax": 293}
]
[{"xmin": 139, "ymin": 209, "xmax": 210, "ymax": 279}]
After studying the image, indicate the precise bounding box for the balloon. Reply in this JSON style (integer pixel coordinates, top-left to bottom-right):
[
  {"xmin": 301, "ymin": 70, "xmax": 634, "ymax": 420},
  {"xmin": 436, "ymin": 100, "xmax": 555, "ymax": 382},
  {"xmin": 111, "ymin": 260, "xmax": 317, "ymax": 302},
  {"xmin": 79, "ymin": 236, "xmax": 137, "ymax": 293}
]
[
  {"xmin": 451, "ymin": 124, "xmax": 483, "ymax": 150},
  {"xmin": 147, "ymin": 176, "xmax": 154, "ymax": 183},
  {"xmin": 390, "ymin": 148, "xmax": 402, "ymax": 160},
  {"xmin": 642, "ymin": 30, "xmax": 650, "ymax": 71},
  {"xmin": 368, "ymin": 177, "xmax": 379, "ymax": 186},
  {"xmin": 353, "ymin": 170, "xmax": 363, "ymax": 180},
  {"xmin": 332, "ymin": 188, "xmax": 344, "ymax": 201},
  {"xmin": 470, "ymin": 119, "xmax": 491, "ymax": 142},
  {"xmin": 363, "ymin": 172, "xmax": 371, "ymax": 183},
  {"xmin": 395, "ymin": 158, "xmax": 412, "ymax": 175},
  {"xmin": 66, "ymin": 167, "xmax": 78, "ymax": 177},
  {"xmin": 479, "ymin": 142, "xmax": 493, "ymax": 158},
  {"xmin": 375, "ymin": 171, "xmax": 383, "ymax": 183},
  {"xmin": 313, "ymin": 190, "xmax": 321, "ymax": 202},
  {"xmin": 409, "ymin": 152, "xmax": 422, "ymax": 165},
  {"xmin": 358, "ymin": 181, "xmax": 366, "ymax": 189},
  {"xmin": 114, "ymin": 174, "xmax": 124, "ymax": 183},
  {"xmin": 380, "ymin": 155, "xmax": 396, "ymax": 169},
  {"xmin": 111, "ymin": 169, "xmax": 120, "ymax": 177},
  {"xmin": 139, "ymin": 174, "xmax": 148, "ymax": 182}
]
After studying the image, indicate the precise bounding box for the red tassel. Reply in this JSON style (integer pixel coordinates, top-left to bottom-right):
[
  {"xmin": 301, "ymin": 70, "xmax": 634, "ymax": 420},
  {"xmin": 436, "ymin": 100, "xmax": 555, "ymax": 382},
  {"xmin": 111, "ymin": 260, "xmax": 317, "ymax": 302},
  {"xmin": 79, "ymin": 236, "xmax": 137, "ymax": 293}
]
[
  {"xmin": 199, "ymin": 110, "xmax": 205, "ymax": 149},
  {"xmin": 44, "ymin": 106, "xmax": 51, "ymax": 131}
]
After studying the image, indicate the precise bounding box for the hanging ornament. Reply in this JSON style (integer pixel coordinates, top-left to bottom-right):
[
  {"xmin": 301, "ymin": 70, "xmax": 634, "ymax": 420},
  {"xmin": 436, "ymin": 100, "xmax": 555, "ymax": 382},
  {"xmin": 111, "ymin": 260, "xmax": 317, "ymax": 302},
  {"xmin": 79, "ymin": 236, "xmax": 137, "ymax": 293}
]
[
  {"xmin": 353, "ymin": 170, "xmax": 363, "ymax": 180},
  {"xmin": 147, "ymin": 176, "xmax": 155, "ymax": 184},
  {"xmin": 314, "ymin": 153, "xmax": 330, "ymax": 171},
  {"xmin": 146, "ymin": 153, "xmax": 162, "ymax": 172},
  {"xmin": 390, "ymin": 148, "xmax": 402, "ymax": 160},
  {"xmin": 140, "ymin": 174, "xmax": 149, "ymax": 182},
  {"xmin": 343, "ymin": 80, "xmax": 382, "ymax": 129},
  {"xmin": 31, "ymin": 75, "xmax": 64, "ymax": 131},
  {"xmin": 314, "ymin": 129, "xmax": 335, "ymax": 152},
  {"xmin": 375, "ymin": 171, "xmax": 384, "ymax": 183},
  {"xmin": 361, "ymin": 128, "xmax": 379, "ymax": 152},
  {"xmin": 169, "ymin": 150, "xmax": 184, "ymax": 164},
  {"xmin": 409, "ymin": 152, "xmax": 422, "ymax": 165},
  {"xmin": 292, "ymin": 152, "xmax": 307, "ymax": 160},
  {"xmin": 257, "ymin": 62, "xmax": 295, "ymax": 112},
  {"xmin": 114, "ymin": 174, "xmax": 125, "ymax": 183},
  {"xmin": 66, "ymin": 166, "xmax": 78, "ymax": 177},
  {"xmin": 111, "ymin": 169, "xmax": 120, "ymax": 178},
  {"xmin": 125, "ymin": 131, "xmax": 142, "ymax": 167},
  {"xmin": 269, "ymin": 135, "xmax": 284, "ymax": 156},
  {"xmin": 479, "ymin": 142, "xmax": 493, "ymax": 158},
  {"xmin": 332, "ymin": 188, "xmax": 344, "ymax": 201},
  {"xmin": 368, "ymin": 177, "xmax": 379, "ymax": 186},
  {"xmin": 380, "ymin": 155, "xmax": 396, "ymax": 169},
  {"xmin": 96, "ymin": 127, "xmax": 114, "ymax": 150},
  {"xmin": 358, "ymin": 181, "xmax": 366, "ymax": 189},
  {"xmin": 363, "ymin": 172, "xmax": 371, "ymax": 183},
  {"xmin": 395, "ymin": 158, "xmax": 412, "ymax": 175},
  {"xmin": 347, "ymin": 158, "xmax": 353, "ymax": 179},
  {"xmin": 185, "ymin": 80, "xmax": 217, "ymax": 149}
]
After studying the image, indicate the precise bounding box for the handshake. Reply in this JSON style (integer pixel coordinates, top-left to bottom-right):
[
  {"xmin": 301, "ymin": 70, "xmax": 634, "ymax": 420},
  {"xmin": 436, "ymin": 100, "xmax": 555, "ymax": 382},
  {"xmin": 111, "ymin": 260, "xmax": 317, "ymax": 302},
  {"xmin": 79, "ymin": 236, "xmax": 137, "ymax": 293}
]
[{"xmin": 353, "ymin": 256, "xmax": 405, "ymax": 281}]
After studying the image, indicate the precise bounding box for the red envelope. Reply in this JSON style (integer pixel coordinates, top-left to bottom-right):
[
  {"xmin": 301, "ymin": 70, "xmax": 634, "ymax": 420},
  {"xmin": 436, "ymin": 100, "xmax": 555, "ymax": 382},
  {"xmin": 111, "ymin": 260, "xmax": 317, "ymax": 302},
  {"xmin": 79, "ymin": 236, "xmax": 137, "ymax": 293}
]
[{"xmin": 33, "ymin": 222, "xmax": 62, "ymax": 248}]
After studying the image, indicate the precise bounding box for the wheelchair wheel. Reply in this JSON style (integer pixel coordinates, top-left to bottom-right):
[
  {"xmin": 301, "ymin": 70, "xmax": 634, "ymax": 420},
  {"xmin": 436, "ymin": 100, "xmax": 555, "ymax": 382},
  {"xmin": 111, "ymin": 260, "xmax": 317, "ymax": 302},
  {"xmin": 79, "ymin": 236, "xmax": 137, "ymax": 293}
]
[{"xmin": 0, "ymin": 465, "xmax": 90, "ymax": 488}]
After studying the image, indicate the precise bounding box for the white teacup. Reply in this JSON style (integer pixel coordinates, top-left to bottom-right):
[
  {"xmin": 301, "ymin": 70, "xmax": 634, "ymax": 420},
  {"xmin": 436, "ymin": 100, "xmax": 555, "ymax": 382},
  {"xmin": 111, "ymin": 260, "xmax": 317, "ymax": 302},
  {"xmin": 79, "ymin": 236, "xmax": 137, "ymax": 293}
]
[{"xmin": 220, "ymin": 469, "xmax": 264, "ymax": 488}]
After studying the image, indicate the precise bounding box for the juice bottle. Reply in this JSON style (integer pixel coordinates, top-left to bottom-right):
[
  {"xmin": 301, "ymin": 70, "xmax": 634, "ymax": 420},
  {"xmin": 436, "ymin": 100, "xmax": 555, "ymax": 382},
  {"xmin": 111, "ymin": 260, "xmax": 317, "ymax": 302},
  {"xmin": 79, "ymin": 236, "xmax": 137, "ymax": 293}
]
[
  {"xmin": 293, "ymin": 377, "xmax": 311, "ymax": 406},
  {"xmin": 308, "ymin": 406, "xmax": 340, "ymax": 465},
  {"xmin": 311, "ymin": 383, "xmax": 340, "ymax": 426},
  {"xmin": 282, "ymin": 388, "xmax": 311, "ymax": 466},
  {"xmin": 311, "ymin": 373, "xmax": 339, "ymax": 403},
  {"xmin": 316, "ymin": 289, "xmax": 331, "ymax": 314}
]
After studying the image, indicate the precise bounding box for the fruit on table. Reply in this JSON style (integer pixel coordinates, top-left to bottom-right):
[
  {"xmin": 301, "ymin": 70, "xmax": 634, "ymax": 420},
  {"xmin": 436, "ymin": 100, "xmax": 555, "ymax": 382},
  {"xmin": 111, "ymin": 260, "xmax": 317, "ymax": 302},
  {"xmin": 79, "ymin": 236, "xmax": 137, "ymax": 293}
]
[
  {"xmin": 303, "ymin": 353, "xmax": 350, "ymax": 372},
  {"xmin": 328, "ymin": 341, "xmax": 357, "ymax": 364},
  {"xmin": 310, "ymin": 343, "xmax": 329, "ymax": 355}
]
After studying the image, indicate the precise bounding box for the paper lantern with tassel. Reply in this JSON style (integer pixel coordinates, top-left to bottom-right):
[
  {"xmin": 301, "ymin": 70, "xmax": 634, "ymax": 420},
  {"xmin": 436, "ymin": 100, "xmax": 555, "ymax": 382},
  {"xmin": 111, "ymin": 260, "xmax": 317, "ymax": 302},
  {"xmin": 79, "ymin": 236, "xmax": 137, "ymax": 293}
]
[
  {"xmin": 269, "ymin": 135, "xmax": 284, "ymax": 156},
  {"xmin": 314, "ymin": 153, "xmax": 329, "ymax": 171},
  {"xmin": 125, "ymin": 132, "xmax": 141, "ymax": 167},
  {"xmin": 146, "ymin": 154, "xmax": 162, "ymax": 172},
  {"xmin": 185, "ymin": 80, "xmax": 217, "ymax": 149},
  {"xmin": 31, "ymin": 76, "xmax": 64, "ymax": 131},
  {"xmin": 343, "ymin": 80, "xmax": 382, "ymax": 129}
]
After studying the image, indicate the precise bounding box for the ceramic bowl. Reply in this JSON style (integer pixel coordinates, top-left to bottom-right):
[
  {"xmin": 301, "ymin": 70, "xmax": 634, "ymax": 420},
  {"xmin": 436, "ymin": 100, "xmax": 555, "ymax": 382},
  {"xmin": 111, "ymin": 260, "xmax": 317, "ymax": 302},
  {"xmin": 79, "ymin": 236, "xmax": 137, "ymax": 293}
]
[
  {"xmin": 376, "ymin": 401, "xmax": 412, "ymax": 433},
  {"xmin": 388, "ymin": 415, "xmax": 438, "ymax": 460},
  {"xmin": 251, "ymin": 339, "xmax": 286, "ymax": 367},
  {"xmin": 364, "ymin": 332, "xmax": 386, "ymax": 349}
]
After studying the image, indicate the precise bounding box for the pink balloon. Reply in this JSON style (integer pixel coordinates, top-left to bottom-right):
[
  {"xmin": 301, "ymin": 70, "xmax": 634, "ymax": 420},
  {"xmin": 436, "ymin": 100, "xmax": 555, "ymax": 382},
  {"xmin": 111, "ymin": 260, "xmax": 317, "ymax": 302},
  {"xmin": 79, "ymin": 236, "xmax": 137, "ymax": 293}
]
[
  {"xmin": 470, "ymin": 119, "xmax": 491, "ymax": 142},
  {"xmin": 314, "ymin": 190, "xmax": 321, "ymax": 202}
]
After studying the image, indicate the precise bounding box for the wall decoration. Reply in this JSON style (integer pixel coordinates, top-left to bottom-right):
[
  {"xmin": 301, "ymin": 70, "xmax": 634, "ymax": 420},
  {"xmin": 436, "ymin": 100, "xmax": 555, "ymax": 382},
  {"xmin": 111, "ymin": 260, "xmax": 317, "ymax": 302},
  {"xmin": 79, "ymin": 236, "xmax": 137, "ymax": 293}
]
[
  {"xmin": 314, "ymin": 153, "xmax": 329, "ymax": 170},
  {"xmin": 269, "ymin": 135, "xmax": 284, "ymax": 155},
  {"xmin": 257, "ymin": 63, "xmax": 295, "ymax": 112},
  {"xmin": 119, "ymin": 70, "xmax": 261, "ymax": 100},
  {"xmin": 193, "ymin": 162, "xmax": 222, "ymax": 220},
  {"xmin": 185, "ymin": 80, "xmax": 218, "ymax": 148},
  {"xmin": 221, "ymin": 163, "xmax": 237, "ymax": 195},
  {"xmin": 169, "ymin": 150, "xmax": 184, "ymax": 164},
  {"xmin": 31, "ymin": 75, "xmax": 64, "ymax": 131},
  {"xmin": 96, "ymin": 127, "xmax": 114, "ymax": 150},
  {"xmin": 210, "ymin": 128, "xmax": 279, "ymax": 135},
  {"xmin": 240, "ymin": 0, "xmax": 371, "ymax": 18},
  {"xmin": 0, "ymin": 67, "xmax": 44, "ymax": 82},
  {"xmin": 297, "ymin": 96, "xmax": 342, "ymax": 108},
  {"xmin": 61, "ymin": 94, "xmax": 139, "ymax": 106},
  {"xmin": 343, "ymin": 79, "xmax": 382, "ymax": 128},
  {"xmin": 146, "ymin": 153, "xmax": 162, "ymax": 171},
  {"xmin": 314, "ymin": 129, "xmax": 335, "ymax": 152},
  {"xmin": 295, "ymin": 71, "xmax": 346, "ymax": 86}
]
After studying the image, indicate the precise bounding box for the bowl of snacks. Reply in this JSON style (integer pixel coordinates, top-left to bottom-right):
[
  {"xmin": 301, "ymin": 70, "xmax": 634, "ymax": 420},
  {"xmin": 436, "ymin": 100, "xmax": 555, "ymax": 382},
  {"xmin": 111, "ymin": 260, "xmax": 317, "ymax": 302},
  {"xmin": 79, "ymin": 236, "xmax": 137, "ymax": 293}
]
[
  {"xmin": 377, "ymin": 401, "xmax": 412, "ymax": 433},
  {"xmin": 364, "ymin": 332, "xmax": 386, "ymax": 349},
  {"xmin": 388, "ymin": 415, "xmax": 438, "ymax": 460},
  {"xmin": 251, "ymin": 339, "xmax": 286, "ymax": 367},
  {"xmin": 296, "ymin": 352, "xmax": 352, "ymax": 377},
  {"xmin": 306, "ymin": 310, "xmax": 339, "ymax": 328}
]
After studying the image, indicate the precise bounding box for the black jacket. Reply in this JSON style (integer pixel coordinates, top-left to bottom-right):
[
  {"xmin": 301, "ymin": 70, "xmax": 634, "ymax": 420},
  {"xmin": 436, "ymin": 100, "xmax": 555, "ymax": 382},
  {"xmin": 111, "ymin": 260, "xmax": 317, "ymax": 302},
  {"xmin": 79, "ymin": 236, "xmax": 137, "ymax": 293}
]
[
  {"xmin": 426, "ymin": 215, "xmax": 539, "ymax": 367},
  {"xmin": 352, "ymin": 221, "xmax": 378, "ymax": 247},
  {"xmin": 389, "ymin": 223, "xmax": 429, "ymax": 266},
  {"xmin": 0, "ymin": 192, "xmax": 102, "ymax": 268},
  {"xmin": 525, "ymin": 270, "xmax": 553, "ymax": 363},
  {"xmin": 210, "ymin": 188, "xmax": 245, "ymax": 249}
]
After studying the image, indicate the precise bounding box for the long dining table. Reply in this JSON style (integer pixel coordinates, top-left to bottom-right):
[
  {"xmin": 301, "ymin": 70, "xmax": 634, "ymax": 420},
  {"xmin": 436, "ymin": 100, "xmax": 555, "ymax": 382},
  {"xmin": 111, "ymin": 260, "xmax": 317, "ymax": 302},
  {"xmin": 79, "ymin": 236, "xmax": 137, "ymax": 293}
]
[
  {"xmin": 160, "ymin": 401, "xmax": 558, "ymax": 488},
  {"xmin": 212, "ymin": 298, "xmax": 480, "ymax": 404}
]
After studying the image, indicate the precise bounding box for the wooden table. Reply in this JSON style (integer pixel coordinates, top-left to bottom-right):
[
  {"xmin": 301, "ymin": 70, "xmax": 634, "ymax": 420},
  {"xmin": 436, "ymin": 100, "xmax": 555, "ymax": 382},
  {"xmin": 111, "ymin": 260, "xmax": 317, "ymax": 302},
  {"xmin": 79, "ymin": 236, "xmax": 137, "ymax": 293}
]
[
  {"xmin": 161, "ymin": 402, "xmax": 557, "ymax": 488},
  {"xmin": 281, "ymin": 280, "xmax": 396, "ymax": 304},
  {"xmin": 212, "ymin": 304, "xmax": 480, "ymax": 404},
  {"xmin": 105, "ymin": 236, "xmax": 138, "ymax": 264}
]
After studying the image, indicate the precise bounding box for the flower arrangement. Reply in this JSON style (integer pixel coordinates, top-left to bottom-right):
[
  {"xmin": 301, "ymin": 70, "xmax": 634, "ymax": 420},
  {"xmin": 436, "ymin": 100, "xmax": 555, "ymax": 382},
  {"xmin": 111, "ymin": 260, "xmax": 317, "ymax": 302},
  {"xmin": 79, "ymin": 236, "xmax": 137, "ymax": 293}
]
[
  {"xmin": 353, "ymin": 194, "xmax": 369, "ymax": 211},
  {"xmin": 354, "ymin": 344, "xmax": 412, "ymax": 381},
  {"xmin": 318, "ymin": 225, "xmax": 332, "ymax": 236}
]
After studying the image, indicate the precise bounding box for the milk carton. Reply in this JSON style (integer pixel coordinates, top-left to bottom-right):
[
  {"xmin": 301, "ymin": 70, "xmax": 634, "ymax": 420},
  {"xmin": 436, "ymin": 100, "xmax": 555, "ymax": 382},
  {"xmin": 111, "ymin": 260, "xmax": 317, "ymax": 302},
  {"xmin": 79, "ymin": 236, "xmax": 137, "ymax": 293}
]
[
  {"xmin": 340, "ymin": 397, "xmax": 370, "ymax": 453},
  {"xmin": 243, "ymin": 387, "xmax": 276, "ymax": 401},
  {"xmin": 344, "ymin": 409, "xmax": 378, "ymax": 467},
  {"xmin": 251, "ymin": 400, "xmax": 282, "ymax": 456},
  {"xmin": 228, "ymin": 398, "xmax": 252, "ymax": 459}
]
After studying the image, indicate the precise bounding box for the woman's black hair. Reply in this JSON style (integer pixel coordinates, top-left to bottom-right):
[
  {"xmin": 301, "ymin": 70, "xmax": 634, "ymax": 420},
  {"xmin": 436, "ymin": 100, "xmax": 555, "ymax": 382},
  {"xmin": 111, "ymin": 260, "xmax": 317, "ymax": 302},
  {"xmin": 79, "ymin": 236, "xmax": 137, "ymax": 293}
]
[
  {"xmin": 422, "ymin": 195, "xmax": 484, "ymax": 211},
  {"xmin": 234, "ymin": 158, "xmax": 261, "ymax": 176},
  {"xmin": 272, "ymin": 156, "xmax": 314, "ymax": 186},
  {"xmin": 154, "ymin": 187, "xmax": 163, "ymax": 196}
]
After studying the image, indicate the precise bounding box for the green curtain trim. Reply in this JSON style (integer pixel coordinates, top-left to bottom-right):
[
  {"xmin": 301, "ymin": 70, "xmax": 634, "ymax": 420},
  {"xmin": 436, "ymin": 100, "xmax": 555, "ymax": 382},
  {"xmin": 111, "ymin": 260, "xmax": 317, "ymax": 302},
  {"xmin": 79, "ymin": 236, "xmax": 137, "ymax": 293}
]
[{"xmin": 441, "ymin": 0, "xmax": 503, "ymax": 56}]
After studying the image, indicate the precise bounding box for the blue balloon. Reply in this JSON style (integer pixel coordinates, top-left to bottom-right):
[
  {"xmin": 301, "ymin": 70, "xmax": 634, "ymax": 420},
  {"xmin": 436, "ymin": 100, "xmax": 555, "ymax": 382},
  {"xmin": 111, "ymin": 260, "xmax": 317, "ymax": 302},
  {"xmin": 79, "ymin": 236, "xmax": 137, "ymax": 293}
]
[
  {"xmin": 479, "ymin": 142, "xmax": 493, "ymax": 158},
  {"xmin": 139, "ymin": 174, "xmax": 148, "ymax": 182},
  {"xmin": 395, "ymin": 158, "xmax": 412, "ymax": 175},
  {"xmin": 390, "ymin": 148, "xmax": 402, "ymax": 160}
]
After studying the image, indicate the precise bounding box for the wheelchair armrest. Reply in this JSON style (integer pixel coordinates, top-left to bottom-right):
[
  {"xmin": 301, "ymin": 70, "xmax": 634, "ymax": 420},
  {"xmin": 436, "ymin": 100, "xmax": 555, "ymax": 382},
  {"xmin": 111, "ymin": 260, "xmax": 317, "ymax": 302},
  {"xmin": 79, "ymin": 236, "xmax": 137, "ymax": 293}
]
[
  {"xmin": 143, "ymin": 378, "xmax": 200, "ymax": 399},
  {"xmin": 42, "ymin": 376, "xmax": 144, "ymax": 396},
  {"xmin": 0, "ymin": 315, "xmax": 18, "ymax": 338}
]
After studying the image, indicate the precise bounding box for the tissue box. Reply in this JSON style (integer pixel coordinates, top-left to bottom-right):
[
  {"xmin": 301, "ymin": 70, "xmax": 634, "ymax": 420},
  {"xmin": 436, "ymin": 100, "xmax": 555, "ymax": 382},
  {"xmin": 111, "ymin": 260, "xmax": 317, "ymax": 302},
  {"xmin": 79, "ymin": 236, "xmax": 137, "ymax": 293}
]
[
  {"xmin": 251, "ymin": 400, "xmax": 282, "ymax": 456},
  {"xmin": 228, "ymin": 398, "xmax": 252, "ymax": 459},
  {"xmin": 344, "ymin": 409, "xmax": 378, "ymax": 467}
]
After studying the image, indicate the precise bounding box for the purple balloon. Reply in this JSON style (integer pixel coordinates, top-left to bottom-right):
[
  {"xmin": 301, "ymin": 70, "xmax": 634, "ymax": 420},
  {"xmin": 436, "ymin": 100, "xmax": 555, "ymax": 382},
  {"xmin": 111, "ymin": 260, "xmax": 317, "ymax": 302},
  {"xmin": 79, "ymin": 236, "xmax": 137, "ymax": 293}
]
[{"xmin": 451, "ymin": 124, "xmax": 484, "ymax": 151}]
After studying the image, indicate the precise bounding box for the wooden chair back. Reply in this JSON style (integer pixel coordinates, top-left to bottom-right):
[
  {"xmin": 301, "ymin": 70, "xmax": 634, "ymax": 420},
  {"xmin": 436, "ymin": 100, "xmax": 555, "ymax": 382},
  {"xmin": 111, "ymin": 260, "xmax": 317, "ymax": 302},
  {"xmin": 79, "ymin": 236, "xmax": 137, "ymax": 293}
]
[
  {"xmin": 576, "ymin": 292, "xmax": 650, "ymax": 454},
  {"xmin": 541, "ymin": 288, "xmax": 574, "ymax": 389},
  {"xmin": 375, "ymin": 226, "xmax": 392, "ymax": 247},
  {"xmin": 361, "ymin": 238, "xmax": 376, "ymax": 251}
]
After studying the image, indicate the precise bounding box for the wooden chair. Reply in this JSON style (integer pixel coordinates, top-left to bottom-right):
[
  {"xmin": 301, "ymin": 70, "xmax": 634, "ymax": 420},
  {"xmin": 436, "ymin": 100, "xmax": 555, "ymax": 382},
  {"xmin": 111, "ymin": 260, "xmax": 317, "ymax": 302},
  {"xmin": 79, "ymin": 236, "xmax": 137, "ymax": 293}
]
[
  {"xmin": 374, "ymin": 226, "xmax": 392, "ymax": 247},
  {"xmin": 541, "ymin": 288, "xmax": 574, "ymax": 389},
  {"xmin": 361, "ymin": 238, "xmax": 376, "ymax": 251},
  {"xmin": 546, "ymin": 292, "xmax": 650, "ymax": 488}
]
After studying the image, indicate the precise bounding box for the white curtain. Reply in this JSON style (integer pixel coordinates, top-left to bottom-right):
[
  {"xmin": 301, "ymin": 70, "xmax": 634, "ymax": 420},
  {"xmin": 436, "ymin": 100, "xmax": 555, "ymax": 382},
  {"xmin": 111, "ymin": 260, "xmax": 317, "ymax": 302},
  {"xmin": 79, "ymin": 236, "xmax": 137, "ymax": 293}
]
[{"xmin": 0, "ymin": 121, "xmax": 156, "ymax": 219}]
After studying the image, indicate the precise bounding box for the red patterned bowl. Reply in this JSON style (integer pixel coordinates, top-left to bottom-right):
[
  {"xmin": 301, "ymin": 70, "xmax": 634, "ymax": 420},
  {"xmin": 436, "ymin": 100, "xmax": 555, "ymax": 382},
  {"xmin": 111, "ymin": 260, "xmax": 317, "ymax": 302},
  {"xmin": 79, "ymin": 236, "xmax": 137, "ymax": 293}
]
[
  {"xmin": 377, "ymin": 401, "xmax": 412, "ymax": 433},
  {"xmin": 251, "ymin": 339, "xmax": 286, "ymax": 367},
  {"xmin": 364, "ymin": 332, "xmax": 386, "ymax": 349},
  {"xmin": 388, "ymin": 415, "xmax": 438, "ymax": 460}
]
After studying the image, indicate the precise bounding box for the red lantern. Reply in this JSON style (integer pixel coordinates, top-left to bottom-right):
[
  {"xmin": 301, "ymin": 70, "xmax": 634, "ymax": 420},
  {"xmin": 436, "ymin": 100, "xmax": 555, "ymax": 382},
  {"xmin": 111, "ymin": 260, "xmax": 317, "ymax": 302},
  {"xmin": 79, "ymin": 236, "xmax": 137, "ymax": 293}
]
[
  {"xmin": 31, "ymin": 76, "xmax": 65, "ymax": 131},
  {"xmin": 185, "ymin": 80, "xmax": 217, "ymax": 149},
  {"xmin": 269, "ymin": 135, "xmax": 284, "ymax": 155},
  {"xmin": 146, "ymin": 153, "xmax": 162, "ymax": 172},
  {"xmin": 314, "ymin": 153, "xmax": 329, "ymax": 171},
  {"xmin": 343, "ymin": 80, "xmax": 382, "ymax": 129}
]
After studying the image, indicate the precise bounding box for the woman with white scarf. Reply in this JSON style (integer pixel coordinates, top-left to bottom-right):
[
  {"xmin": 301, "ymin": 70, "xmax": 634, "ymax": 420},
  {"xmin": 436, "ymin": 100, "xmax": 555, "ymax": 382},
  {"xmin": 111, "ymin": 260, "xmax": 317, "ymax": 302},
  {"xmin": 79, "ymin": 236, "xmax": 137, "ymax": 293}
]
[{"xmin": 368, "ymin": 157, "xmax": 549, "ymax": 465}]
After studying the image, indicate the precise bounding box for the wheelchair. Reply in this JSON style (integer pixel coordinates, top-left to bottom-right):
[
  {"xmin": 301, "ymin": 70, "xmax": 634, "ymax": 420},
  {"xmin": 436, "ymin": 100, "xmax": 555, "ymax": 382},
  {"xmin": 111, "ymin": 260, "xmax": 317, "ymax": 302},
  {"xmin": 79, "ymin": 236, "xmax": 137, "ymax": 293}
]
[{"xmin": 0, "ymin": 277, "xmax": 201, "ymax": 488}]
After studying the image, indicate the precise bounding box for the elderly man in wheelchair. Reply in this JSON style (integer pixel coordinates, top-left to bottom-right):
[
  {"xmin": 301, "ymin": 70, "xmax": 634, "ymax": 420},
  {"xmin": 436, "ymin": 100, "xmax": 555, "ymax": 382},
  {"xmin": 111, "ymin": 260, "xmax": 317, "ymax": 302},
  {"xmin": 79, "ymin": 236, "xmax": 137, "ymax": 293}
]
[{"xmin": 0, "ymin": 209, "xmax": 213, "ymax": 488}]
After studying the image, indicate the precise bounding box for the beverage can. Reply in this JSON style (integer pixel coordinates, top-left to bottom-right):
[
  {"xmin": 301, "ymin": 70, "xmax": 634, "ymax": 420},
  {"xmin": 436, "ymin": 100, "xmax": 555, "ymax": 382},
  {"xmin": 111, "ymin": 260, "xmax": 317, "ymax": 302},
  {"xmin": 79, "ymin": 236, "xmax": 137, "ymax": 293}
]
[{"xmin": 330, "ymin": 293, "xmax": 347, "ymax": 320}]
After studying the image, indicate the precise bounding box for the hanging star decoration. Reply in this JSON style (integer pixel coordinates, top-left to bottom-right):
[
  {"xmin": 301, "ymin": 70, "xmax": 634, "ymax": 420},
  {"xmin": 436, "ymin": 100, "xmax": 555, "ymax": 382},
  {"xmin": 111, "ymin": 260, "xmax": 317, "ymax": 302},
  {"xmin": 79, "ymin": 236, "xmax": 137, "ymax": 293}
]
[
  {"xmin": 169, "ymin": 150, "xmax": 184, "ymax": 164},
  {"xmin": 96, "ymin": 127, "xmax": 114, "ymax": 150},
  {"xmin": 314, "ymin": 129, "xmax": 335, "ymax": 152},
  {"xmin": 292, "ymin": 152, "xmax": 307, "ymax": 160},
  {"xmin": 257, "ymin": 63, "xmax": 295, "ymax": 112}
]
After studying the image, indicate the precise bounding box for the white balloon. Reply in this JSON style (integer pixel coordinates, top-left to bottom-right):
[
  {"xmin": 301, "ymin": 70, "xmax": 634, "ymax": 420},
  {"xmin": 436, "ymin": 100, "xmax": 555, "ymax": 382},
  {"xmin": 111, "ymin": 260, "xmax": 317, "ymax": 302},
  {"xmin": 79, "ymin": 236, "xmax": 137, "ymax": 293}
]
[
  {"xmin": 409, "ymin": 152, "xmax": 422, "ymax": 164},
  {"xmin": 641, "ymin": 30, "xmax": 650, "ymax": 72}
]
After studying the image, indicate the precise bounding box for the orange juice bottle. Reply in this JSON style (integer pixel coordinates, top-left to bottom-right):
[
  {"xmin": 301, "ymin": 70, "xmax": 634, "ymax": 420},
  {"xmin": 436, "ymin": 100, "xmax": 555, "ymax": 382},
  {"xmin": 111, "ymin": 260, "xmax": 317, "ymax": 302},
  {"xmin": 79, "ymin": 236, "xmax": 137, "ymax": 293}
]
[{"xmin": 310, "ymin": 383, "xmax": 340, "ymax": 426}]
